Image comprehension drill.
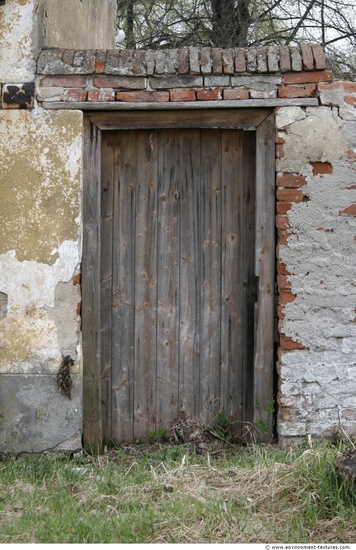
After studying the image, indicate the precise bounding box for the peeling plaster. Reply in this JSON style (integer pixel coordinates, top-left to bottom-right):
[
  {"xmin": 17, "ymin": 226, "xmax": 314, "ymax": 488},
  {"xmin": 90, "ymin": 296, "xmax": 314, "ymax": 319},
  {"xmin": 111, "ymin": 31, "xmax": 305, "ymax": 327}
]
[
  {"xmin": 0, "ymin": 241, "xmax": 80, "ymax": 371},
  {"xmin": 0, "ymin": 109, "xmax": 83, "ymax": 264},
  {"xmin": 0, "ymin": 0, "xmax": 39, "ymax": 82},
  {"xmin": 277, "ymin": 107, "xmax": 348, "ymax": 173}
]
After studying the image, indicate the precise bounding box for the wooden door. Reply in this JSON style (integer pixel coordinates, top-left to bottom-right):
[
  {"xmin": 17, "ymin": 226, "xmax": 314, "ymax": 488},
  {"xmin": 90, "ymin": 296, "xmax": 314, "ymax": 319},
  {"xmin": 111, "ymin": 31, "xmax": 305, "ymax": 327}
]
[{"xmin": 100, "ymin": 127, "xmax": 257, "ymax": 442}]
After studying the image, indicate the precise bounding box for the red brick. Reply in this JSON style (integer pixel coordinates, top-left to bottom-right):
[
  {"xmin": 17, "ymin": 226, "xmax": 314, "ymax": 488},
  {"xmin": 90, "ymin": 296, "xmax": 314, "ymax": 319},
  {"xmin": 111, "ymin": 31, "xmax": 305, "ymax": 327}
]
[
  {"xmin": 279, "ymin": 290, "xmax": 296, "ymax": 305},
  {"xmin": 344, "ymin": 96, "xmax": 356, "ymax": 107},
  {"xmin": 276, "ymin": 215, "xmax": 289, "ymax": 230},
  {"xmin": 278, "ymin": 305, "xmax": 285, "ymax": 320},
  {"xmin": 318, "ymin": 82, "xmax": 356, "ymax": 93},
  {"xmin": 277, "ymin": 188, "xmax": 304, "ymax": 202},
  {"xmin": 63, "ymin": 89, "xmax": 87, "ymax": 102},
  {"xmin": 276, "ymin": 133, "xmax": 286, "ymax": 144},
  {"xmin": 116, "ymin": 91, "xmax": 169, "ymax": 102},
  {"xmin": 223, "ymin": 89, "xmax": 249, "ymax": 100},
  {"xmin": 277, "ymin": 230, "xmax": 290, "ymax": 245},
  {"xmin": 300, "ymin": 43, "xmax": 314, "ymax": 70},
  {"xmin": 73, "ymin": 274, "xmax": 81, "ymax": 285},
  {"xmin": 340, "ymin": 204, "xmax": 356, "ymax": 216},
  {"xmin": 170, "ymin": 90, "xmax": 196, "ymax": 102},
  {"xmin": 283, "ymin": 71, "xmax": 333, "ymax": 85},
  {"xmin": 277, "ymin": 202, "xmax": 292, "ymax": 215},
  {"xmin": 196, "ymin": 89, "xmax": 222, "ymax": 100},
  {"xmin": 40, "ymin": 76, "xmax": 88, "ymax": 88},
  {"xmin": 95, "ymin": 60, "xmax": 106, "ymax": 73},
  {"xmin": 211, "ymin": 48, "xmax": 223, "ymax": 74},
  {"xmin": 279, "ymin": 46, "xmax": 291, "ymax": 72},
  {"xmin": 94, "ymin": 76, "xmax": 146, "ymax": 89},
  {"xmin": 347, "ymin": 149, "xmax": 356, "ymax": 159},
  {"xmin": 277, "ymin": 260, "xmax": 290, "ymax": 276},
  {"xmin": 277, "ymin": 174, "xmax": 307, "ymax": 188},
  {"xmin": 76, "ymin": 302, "xmax": 81, "ymax": 317},
  {"xmin": 222, "ymin": 49, "xmax": 234, "ymax": 74},
  {"xmin": 310, "ymin": 161, "xmax": 333, "ymax": 175},
  {"xmin": 278, "ymin": 85, "xmax": 316, "ymax": 98},
  {"xmin": 88, "ymin": 90, "xmax": 115, "ymax": 102},
  {"xmin": 279, "ymin": 334, "xmax": 305, "ymax": 350},
  {"xmin": 234, "ymin": 47, "xmax": 246, "ymax": 72},
  {"xmin": 276, "ymin": 144, "xmax": 284, "ymax": 158},
  {"xmin": 277, "ymin": 274, "xmax": 291, "ymax": 290},
  {"xmin": 312, "ymin": 44, "xmax": 326, "ymax": 70}
]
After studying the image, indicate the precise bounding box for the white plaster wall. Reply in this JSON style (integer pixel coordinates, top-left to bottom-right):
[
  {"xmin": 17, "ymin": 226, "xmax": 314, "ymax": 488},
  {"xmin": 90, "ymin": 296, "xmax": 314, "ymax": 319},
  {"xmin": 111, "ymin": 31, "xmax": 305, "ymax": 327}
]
[
  {"xmin": 276, "ymin": 98, "xmax": 356, "ymax": 440},
  {"xmin": 0, "ymin": 0, "xmax": 39, "ymax": 82}
]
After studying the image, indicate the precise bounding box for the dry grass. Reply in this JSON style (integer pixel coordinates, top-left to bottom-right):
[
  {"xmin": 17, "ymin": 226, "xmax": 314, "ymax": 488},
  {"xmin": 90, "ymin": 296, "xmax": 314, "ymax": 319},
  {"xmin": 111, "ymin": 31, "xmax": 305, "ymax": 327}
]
[{"xmin": 0, "ymin": 440, "xmax": 355, "ymax": 543}]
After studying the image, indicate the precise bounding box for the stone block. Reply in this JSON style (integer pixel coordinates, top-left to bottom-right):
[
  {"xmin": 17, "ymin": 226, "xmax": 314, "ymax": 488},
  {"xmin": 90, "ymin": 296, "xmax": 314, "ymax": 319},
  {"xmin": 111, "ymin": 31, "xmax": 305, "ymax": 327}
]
[
  {"xmin": 189, "ymin": 47, "xmax": 200, "ymax": 74},
  {"xmin": 178, "ymin": 49, "xmax": 189, "ymax": 74},
  {"xmin": 256, "ymin": 46, "xmax": 268, "ymax": 72},
  {"xmin": 0, "ymin": 373, "xmax": 82, "ymax": 454},
  {"xmin": 150, "ymin": 75, "xmax": 203, "ymax": 89},
  {"xmin": 204, "ymin": 75, "xmax": 230, "ymax": 87},
  {"xmin": 231, "ymin": 75, "xmax": 281, "ymax": 91},
  {"xmin": 267, "ymin": 46, "xmax": 279, "ymax": 72}
]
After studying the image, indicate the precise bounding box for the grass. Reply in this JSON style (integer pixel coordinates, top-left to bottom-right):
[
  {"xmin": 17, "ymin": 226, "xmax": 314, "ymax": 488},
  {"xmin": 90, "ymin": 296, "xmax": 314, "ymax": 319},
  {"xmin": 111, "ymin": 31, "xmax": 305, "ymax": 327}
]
[{"xmin": 0, "ymin": 438, "xmax": 355, "ymax": 543}]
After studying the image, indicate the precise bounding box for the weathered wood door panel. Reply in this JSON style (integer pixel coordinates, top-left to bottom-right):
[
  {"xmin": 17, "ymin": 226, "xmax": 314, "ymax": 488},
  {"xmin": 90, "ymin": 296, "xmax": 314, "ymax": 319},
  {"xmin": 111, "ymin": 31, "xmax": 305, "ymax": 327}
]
[{"xmin": 100, "ymin": 127, "xmax": 257, "ymax": 442}]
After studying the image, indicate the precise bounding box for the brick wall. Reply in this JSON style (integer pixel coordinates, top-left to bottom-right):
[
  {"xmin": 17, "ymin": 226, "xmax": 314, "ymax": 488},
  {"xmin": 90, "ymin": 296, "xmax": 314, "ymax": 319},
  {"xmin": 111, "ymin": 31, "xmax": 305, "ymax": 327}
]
[
  {"xmin": 2, "ymin": 44, "xmax": 353, "ymax": 443},
  {"xmin": 30, "ymin": 45, "xmax": 334, "ymax": 106}
]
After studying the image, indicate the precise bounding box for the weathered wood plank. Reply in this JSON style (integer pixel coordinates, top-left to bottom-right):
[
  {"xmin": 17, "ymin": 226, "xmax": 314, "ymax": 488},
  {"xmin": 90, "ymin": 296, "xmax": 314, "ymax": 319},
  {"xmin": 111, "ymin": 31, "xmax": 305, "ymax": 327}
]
[
  {"xmin": 178, "ymin": 129, "xmax": 201, "ymax": 418},
  {"xmin": 44, "ymin": 98, "xmax": 318, "ymax": 113},
  {"xmin": 100, "ymin": 134, "xmax": 115, "ymax": 440},
  {"xmin": 199, "ymin": 129, "xmax": 222, "ymax": 424},
  {"xmin": 82, "ymin": 118, "xmax": 102, "ymax": 452},
  {"xmin": 87, "ymin": 109, "xmax": 273, "ymax": 131},
  {"xmin": 133, "ymin": 130, "xmax": 159, "ymax": 438},
  {"xmin": 254, "ymin": 114, "xmax": 275, "ymax": 440},
  {"xmin": 220, "ymin": 130, "xmax": 244, "ymax": 428},
  {"xmin": 111, "ymin": 130, "xmax": 136, "ymax": 442},
  {"xmin": 242, "ymin": 131, "xmax": 257, "ymax": 428},
  {"xmin": 156, "ymin": 130, "xmax": 180, "ymax": 429}
]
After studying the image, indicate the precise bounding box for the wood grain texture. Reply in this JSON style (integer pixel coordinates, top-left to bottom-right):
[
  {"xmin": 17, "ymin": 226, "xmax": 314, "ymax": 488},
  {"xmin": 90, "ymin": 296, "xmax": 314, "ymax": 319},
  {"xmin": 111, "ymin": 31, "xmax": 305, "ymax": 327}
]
[
  {"xmin": 97, "ymin": 120, "xmax": 274, "ymax": 442},
  {"xmin": 82, "ymin": 119, "xmax": 102, "ymax": 451},
  {"xmin": 133, "ymin": 130, "xmax": 159, "ymax": 438},
  {"xmin": 254, "ymin": 113, "xmax": 275, "ymax": 440}
]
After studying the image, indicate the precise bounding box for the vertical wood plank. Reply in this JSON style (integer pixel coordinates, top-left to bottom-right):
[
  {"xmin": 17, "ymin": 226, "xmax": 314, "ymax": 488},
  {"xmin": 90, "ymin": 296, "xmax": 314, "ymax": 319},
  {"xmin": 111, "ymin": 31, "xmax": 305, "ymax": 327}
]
[
  {"xmin": 242, "ymin": 131, "xmax": 257, "ymax": 428},
  {"xmin": 133, "ymin": 130, "xmax": 159, "ymax": 438},
  {"xmin": 100, "ymin": 132, "xmax": 116, "ymax": 441},
  {"xmin": 254, "ymin": 114, "xmax": 275, "ymax": 439},
  {"xmin": 82, "ymin": 119, "xmax": 102, "ymax": 451},
  {"xmin": 199, "ymin": 129, "xmax": 222, "ymax": 424},
  {"xmin": 111, "ymin": 130, "xmax": 136, "ymax": 442},
  {"xmin": 220, "ymin": 130, "xmax": 244, "ymax": 427},
  {"xmin": 178, "ymin": 129, "xmax": 201, "ymax": 418},
  {"xmin": 156, "ymin": 129, "xmax": 180, "ymax": 429}
]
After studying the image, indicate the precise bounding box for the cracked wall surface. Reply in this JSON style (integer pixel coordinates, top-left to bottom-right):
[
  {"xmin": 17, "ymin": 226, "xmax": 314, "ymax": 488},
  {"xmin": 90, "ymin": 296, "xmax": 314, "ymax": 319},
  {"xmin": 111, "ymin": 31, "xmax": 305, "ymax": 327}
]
[
  {"xmin": 276, "ymin": 86, "xmax": 356, "ymax": 441},
  {"xmin": 0, "ymin": 108, "xmax": 83, "ymax": 454}
]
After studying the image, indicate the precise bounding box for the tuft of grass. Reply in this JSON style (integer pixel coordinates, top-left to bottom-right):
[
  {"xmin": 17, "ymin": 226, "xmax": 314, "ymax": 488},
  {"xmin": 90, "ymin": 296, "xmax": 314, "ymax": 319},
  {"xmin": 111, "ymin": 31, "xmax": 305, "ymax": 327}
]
[{"xmin": 0, "ymin": 439, "xmax": 355, "ymax": 543}]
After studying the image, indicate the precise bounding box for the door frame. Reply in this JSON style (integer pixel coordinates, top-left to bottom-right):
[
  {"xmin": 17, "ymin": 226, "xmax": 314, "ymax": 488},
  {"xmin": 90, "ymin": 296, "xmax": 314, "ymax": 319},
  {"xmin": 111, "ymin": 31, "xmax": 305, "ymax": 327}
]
[{"xmin": 82, "ymin": 108, "xmax": 275, "ymax": 450}]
